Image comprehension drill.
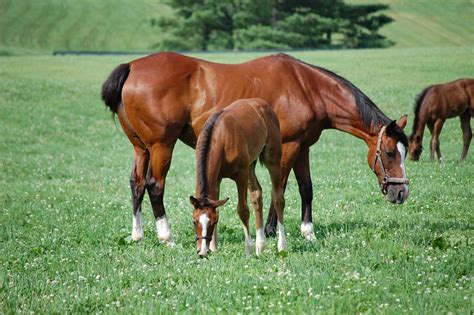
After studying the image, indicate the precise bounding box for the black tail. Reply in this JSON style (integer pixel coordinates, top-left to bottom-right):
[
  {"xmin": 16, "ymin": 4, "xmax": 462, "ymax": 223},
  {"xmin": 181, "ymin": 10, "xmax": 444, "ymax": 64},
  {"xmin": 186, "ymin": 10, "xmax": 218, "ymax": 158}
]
[
  {"xmin": 101, "ymin": 63, "xmax": 130, "ymax": 113},
  {"xmin": 411, "ymin": 86, "xmax": 431, "ymax": 136}
]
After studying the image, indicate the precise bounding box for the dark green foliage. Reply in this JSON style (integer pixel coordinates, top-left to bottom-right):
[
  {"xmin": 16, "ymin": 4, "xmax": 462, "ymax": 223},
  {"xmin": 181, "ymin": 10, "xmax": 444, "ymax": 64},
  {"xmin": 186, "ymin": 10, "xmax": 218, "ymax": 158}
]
[{"xmin": 155, "ymin": 0, "xmax": 394, "ymax": 50}]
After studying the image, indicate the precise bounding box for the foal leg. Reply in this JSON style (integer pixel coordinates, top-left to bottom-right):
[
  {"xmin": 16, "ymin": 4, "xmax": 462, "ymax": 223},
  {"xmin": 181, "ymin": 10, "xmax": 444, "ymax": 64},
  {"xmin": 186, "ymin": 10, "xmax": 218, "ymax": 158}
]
[
  {"xmin": 430, "ymin": 119, "xmax": 445, "ymax": 161},
  {"xmin": 130, "ymin": 147, "xmax": 149, "ymax": 241},
  {"xmin": 248, "ymin": 163, "xmax": 265, "ymax": 255},
  {"xmin": 235, "ymin": 171, "xmax": 253, "ymax": 255},
  {"xmin": 265, "ymin": 142, "xmax": 300, "ymax": 237},
  {"xmin": 146, "ymin": 142, "xmax": 175, "ymax": 245},
  {"xmin": 293, "ymin": 147, "xmax": 315, "ymax": 241},
  {"xmin": 210, "ymin": 182, "xmax": 221, "ymax": 252},
  {"xmin": 460, "ymin": 110, "xmax": 472, "ymax": 161},
  {"xmin": 265, "ymin": 161, "xmax": 286, "ymax": 252}
]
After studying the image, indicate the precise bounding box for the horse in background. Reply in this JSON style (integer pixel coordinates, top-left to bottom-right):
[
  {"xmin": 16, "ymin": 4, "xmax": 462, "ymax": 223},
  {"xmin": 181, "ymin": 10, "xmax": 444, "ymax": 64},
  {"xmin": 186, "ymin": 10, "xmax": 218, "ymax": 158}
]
[
  {"xmin": 189, "ymin": 98, "xmax": 285, "ymax": 257},
  {"xmin": 409, "ymin": 78, "xmax": 474, "ymax": 161}
]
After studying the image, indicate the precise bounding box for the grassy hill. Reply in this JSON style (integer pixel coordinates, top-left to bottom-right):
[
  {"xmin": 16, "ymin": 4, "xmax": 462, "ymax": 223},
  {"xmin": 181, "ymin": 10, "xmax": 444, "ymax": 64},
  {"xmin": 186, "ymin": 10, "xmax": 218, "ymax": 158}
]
[
  {"xmin": 348, "ymin": 0, "xmax": 474, "ymax": 47},
  {"xmin": 0, "ymin": 0, "xmax": 473, "ymax": 54}
]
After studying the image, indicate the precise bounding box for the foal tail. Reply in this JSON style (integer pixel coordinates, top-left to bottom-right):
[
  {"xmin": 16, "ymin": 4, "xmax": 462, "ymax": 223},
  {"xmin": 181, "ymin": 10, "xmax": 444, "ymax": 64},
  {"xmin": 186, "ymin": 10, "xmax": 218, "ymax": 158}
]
[
  {"xmin": 101, "ymin": 63, "xmax": 131, "ymax": 113},
  {"xmin": 412, "ymin": 86, "xmax": 431, "ymax": 136}
]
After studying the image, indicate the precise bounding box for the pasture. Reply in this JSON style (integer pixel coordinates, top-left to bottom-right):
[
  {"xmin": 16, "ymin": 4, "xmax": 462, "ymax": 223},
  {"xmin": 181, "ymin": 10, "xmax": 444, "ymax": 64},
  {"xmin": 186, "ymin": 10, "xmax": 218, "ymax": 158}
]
[{"xmin": 1, "ymin": 47, "xmax": 473, "ymax": 313}]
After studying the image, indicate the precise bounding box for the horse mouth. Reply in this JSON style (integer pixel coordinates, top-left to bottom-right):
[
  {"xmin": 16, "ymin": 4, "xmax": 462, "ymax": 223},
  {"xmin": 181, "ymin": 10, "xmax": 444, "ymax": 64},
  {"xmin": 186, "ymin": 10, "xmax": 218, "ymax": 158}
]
[{"xmin": 387, "ymin": 186, "xmax": 409, "ymax": 204}]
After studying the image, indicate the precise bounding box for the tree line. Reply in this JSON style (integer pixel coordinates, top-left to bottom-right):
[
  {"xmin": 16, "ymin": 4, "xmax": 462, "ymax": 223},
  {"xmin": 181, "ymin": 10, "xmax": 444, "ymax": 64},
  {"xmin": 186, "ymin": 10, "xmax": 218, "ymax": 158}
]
[{"xmin": 153, "ymin": 0, "xmax": 394, "ymax": 51}]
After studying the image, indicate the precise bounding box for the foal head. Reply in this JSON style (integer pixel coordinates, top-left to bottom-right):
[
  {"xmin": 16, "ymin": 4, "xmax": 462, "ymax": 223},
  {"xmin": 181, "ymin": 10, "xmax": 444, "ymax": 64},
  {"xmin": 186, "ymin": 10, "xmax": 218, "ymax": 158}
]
[
  {"xmin": 189, "ymin": 196, "xmax": 228, "ymax": 257},
  {"xmin": 368, "ymin": 116, "xmax": 410, "ymax": 204},
  {"xmin": 408, "ymin": 135, "xmax": 423, "ymax": 161}
]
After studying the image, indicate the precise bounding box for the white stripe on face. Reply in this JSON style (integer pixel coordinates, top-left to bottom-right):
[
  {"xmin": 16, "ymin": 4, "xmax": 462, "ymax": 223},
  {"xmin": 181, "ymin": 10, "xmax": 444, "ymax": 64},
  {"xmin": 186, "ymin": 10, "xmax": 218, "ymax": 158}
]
[
  {"xmin": 199, "ymin": 214, "xmax": 209, "ymax": 255},
  {"xmin": 397, "ymin": 142, "xmax": 408, "ymax": 190}
]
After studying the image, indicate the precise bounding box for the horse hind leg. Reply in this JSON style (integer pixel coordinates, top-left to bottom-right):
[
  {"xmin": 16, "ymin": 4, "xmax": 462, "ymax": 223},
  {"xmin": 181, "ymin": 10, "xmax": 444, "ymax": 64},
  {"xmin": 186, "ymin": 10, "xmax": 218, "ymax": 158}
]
[
  {"xmin": 460, "ymin": 110, "xmax": 472, "ymax": 161},
  {"xmin": 146, "ymin": 142, "xmax": 175, "ymax": 245},
  {"xmin": 130, "ymin": 147, "xmax": 149, "ymax": 241},
  {"xmin": 248, "ymin": 163, "xmax": 265, "ymax": 255},
  {"xmin": 235, "ymin": 170, "xmax": 253, "ymax": 255}
]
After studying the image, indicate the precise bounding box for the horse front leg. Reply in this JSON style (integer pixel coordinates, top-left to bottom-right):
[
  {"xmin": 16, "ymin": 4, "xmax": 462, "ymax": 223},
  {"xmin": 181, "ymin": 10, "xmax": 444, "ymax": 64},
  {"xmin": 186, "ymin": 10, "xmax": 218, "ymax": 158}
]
[
  {"xmin": 264, "ymin": 142, "xmax": 300, "ymax": 237},
  {"xmin": 460, "ymin": 110, "xmax": 472, "ymax": 161},
  {"xmin": 248, "ymin": 163, "xmax": 265, "ymax": 255},
  {"xmin": 293, "ymin": 146, "xmax": 315, "ymax": 241},
  {"xmin": 130, "ymin": 147, "xmax": 149, "ymax": 241},
  {"xmin": 430, "ymin": 119, "xmax": 445, "ymax": 161},
  {"xmin": 235, "ymin": 170, "xmax": 253, "ymax": 255},
  {"xmin": 146, "ymin": 142, "xmax": 176, "ymax": 245}
]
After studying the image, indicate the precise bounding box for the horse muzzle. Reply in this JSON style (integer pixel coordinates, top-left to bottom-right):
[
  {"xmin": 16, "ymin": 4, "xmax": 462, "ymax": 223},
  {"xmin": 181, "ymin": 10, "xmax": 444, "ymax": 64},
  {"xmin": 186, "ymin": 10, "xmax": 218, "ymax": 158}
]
[{"xmin": 386, "ymin": 184, "xmax": 409, "ymax": 204}]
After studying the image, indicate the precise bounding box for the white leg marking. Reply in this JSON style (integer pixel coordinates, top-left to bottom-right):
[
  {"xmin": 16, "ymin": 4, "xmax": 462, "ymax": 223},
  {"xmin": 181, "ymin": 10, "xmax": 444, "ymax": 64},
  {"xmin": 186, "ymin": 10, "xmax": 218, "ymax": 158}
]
[
  {"xmin": 198, "ymin": 214, "xmax": 209, "ymax": 256},
  {"xmin": 242, "ymin": 225, "xmax": 254, "ymax": 255},
  {"xmin": 397, "ymin": 142, "xmax": 409, "ymax": 192},
  {"xmin": 210, "ymin": 223, "xmax": 218, "ymax": 252},
  {"xmin": 255, "ymin": 228, "xmax": 266, "ymax": 256},
  {"xmin": 131, "ymin": 212, "xmax": 144, "ymax": 241},
  {"xmin": 300, "ymin": 222, "xmax": 316, "ymax": 241},
  {"xmin": 156, "ymin": 215, "xmax": 174, "ymax": 245},
  {"xmin": 277, "ymin": 222, "xmax": 286, "ymax": 252}
]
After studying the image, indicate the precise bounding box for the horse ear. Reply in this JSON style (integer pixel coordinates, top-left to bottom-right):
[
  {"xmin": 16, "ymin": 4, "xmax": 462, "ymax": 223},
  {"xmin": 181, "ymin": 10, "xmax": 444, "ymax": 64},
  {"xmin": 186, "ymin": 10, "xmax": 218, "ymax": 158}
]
[
  {"xmin": 397, "ymin": 115, "xmax": 408, "ymax": 129},
  {"xmin": 386, "ymin": 120, "xmax": 398, "ymax": 136},
  {"xmin": 210, "ymin": 197, "xmax": 229, "ymax": 208},
  {"xmin": 189, "ymin": 196, "xmax": 199, "ymax": 208}
]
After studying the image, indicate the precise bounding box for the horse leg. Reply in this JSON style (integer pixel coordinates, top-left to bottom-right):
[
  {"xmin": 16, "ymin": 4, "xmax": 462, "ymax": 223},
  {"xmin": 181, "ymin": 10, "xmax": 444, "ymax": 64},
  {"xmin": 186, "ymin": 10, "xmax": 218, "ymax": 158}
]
[
  {"xmin": 130, "ymin": 147, "xmax": 149, "ymax": 241},
  {"xmin": 430, "ymin": 119, "xmax": 445, "ymax": 161},
  {"xmin": 248, "ymin": 163, "xmax": 265, "ymax": 255},
  {"xmin": 146, "ymin": 142, "xmax": 175, "ymax": 245},
  {"xmin": 264, "ymin": 142, "xmax": 300, "ymax": 237},
  {"xmin": 235, "ymin": 171, "xmax": 253, "ymax": 255},
  {"xmin": 209, "ymin": 181, "xmax": 221, "ymax": 252},
  {"xmin": 293, "ymin": 147, "xmax": 315, "ymax": 241},
  {"xmin": 460, "ymin": 110, "xmax": 472, "ymax": 161}
]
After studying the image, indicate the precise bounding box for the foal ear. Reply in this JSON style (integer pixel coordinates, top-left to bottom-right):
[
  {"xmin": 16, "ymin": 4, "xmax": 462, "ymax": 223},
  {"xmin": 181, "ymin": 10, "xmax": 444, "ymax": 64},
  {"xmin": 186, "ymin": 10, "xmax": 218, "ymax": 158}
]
[
  {"xmin": 210, "ymin": 197, "xmax": 229, "ymax": 208},
  {"xmin": 386, "ymin": 120, "xmax": 398, "ymax": 136},
  {"xmin": 189, "ymin": 196, "xmax": 199, "ymax": 208},
  {"xmin": 397, "ymin": 115, "xmax": 408, "ymax": 129}
]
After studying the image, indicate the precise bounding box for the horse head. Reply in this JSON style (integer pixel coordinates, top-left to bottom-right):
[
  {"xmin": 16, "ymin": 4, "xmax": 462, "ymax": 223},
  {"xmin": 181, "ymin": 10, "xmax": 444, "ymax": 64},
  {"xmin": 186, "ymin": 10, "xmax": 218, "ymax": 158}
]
[
  {"xmin": 368, "ymin": 116, "xmax": 410, "ymax": 204},
  {"xmin": 189, "ymin": 196, "xmax": 228, "ymax": 257}
]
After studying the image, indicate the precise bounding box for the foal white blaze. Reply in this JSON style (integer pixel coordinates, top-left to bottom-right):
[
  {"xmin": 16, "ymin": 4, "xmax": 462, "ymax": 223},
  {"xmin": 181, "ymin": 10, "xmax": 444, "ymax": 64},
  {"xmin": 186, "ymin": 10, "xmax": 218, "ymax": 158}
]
[
  {"xmin": 156, "ymin": 215, "xmax": 173, "ymax": 245},
  {"xmin": 131, "ymin": 211, "xmax": 144, "ymax": 241},
  {"xmin": 397, "ymin": 142, "xmax": 409, "ymax": 192},
  {"xmin": 198, "ymin": 213, "xmax": 209, "ymax": 256}
]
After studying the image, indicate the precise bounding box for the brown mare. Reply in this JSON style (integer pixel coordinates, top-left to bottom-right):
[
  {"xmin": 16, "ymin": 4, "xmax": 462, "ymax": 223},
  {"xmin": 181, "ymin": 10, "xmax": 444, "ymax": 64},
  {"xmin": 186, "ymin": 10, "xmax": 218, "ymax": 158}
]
[
  {"xmin": 189, "ymin": 98, "xmax": 285, "ymax": 257},
  {"xmin": 101, "ymin": 52, "xmax": 410, "ymax": 244},
  {"xmin": 409, "ymin": 78, "xmax": 474, "ymax": 161}
]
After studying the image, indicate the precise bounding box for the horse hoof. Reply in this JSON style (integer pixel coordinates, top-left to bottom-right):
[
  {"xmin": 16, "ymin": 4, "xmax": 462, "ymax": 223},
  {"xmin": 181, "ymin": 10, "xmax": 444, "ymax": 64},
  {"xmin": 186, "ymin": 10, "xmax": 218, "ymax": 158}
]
[
  {"xmin": 300, "ymin": 222, "xmax": 316, "ymax": 241},
  {"xmin": 264, "ymin": 225, "xmax": 277, "ymax": 238},
  {"xmin": 131, "ymin": 231, "xmax": 144, "ymax": 241}
]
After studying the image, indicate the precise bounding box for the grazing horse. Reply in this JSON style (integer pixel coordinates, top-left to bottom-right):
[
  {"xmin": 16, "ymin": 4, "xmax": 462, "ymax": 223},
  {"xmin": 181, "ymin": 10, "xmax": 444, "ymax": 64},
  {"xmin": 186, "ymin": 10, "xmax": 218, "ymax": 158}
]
[
  {"xmin": 409, "ymin": 78, "xmax": 474, "ymax": 161},
  {"xmin": 189, "ymin": 98, "xmax": 285, "ymax": 257},
  {"xmin": 101, "ymin": 52, "xmax": 410, "ymax": 244}
]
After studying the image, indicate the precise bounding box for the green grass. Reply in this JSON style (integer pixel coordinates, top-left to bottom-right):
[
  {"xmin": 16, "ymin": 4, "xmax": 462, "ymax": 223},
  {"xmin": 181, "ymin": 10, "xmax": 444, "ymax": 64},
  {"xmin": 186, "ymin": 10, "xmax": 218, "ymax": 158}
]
[
  {"xmin": 0, "ymin": 0, "xmax": 473, "ymax": 55},
  {"xmin": 348, "ymin": 0, "xmax": 474, "ymax": 47},
  {"xmin": 1, "ymin": 47, "xmax": 473, "ymax": 313}
]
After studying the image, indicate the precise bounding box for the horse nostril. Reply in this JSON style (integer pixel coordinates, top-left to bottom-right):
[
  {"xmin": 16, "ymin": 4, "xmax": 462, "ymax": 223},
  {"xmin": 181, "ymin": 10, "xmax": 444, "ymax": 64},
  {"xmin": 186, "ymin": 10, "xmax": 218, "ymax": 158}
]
[{"xmin": 397, "ymin": 190, "xmax": 404, "ymax": 203}]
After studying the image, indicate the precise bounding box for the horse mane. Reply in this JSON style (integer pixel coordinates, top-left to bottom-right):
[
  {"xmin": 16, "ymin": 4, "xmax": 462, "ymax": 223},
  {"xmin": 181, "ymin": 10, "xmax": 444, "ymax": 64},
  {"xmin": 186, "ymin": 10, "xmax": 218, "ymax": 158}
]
[
  {"xmin": 196, "ymin": 110, "xmax": 224, "ymax": 198},
  {"xmin": 411, "ymin": 86, "xmax": 431, "ymax": 137},
  {"xmin": 276, "ymin": 53, "xmax": 391, "ymax": 129}
]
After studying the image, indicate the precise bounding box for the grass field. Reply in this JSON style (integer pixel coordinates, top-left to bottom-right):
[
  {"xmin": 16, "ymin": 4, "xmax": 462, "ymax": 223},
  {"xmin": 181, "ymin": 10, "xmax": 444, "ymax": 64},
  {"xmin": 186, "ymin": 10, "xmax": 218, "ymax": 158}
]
[
  {"xmin": 0, "ymin": 0, "xmax": 473, "ymax": 55},
  {"xmin": 1, "ymin": 46, "xmax": 473, "ymax": 313}
]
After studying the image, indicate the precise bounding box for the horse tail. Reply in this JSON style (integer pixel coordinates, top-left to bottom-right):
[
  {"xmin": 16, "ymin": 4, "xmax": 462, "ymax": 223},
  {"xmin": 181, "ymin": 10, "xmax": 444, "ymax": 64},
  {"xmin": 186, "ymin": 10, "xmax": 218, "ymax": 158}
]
[
  {"xmin": 196, "ymin": 110, "xmax": 224, "ymax": 198},
  {"xmin": 101, "ymin": 63, "xmax": 130, "ymax": 114},
  {"xmin": 412, "ymin": 86, "xmax": 431, "ymax": 136}
]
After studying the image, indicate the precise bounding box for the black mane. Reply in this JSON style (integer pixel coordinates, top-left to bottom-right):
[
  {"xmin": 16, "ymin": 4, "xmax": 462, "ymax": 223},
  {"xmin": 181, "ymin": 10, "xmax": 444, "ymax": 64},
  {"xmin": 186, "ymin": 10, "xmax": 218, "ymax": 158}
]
[
  {"xmin": 411, "ymin": 86, "xmax": 431, "ymax": 136},
  {"xmin": 196, "ymin": 110, "xmax": 224, "ymax": 198}
]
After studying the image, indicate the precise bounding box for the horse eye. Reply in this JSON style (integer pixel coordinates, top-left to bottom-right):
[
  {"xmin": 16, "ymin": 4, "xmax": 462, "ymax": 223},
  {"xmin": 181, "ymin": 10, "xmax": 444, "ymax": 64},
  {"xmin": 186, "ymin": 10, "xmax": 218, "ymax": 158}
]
[{"xmin": 384, "ymin": 149, "xmax": 395, "ymax": 158}]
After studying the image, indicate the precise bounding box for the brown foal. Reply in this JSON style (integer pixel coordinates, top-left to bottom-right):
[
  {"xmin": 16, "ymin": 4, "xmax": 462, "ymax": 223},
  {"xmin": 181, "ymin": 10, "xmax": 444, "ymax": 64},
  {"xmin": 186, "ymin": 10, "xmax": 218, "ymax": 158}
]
[
  {"xmin": 190, "ymin": 98, "xmax": 285, "ymax": 257},
  {"xmin": 409, "ymin": 78, "xmax": 474, "ymax": 161}
]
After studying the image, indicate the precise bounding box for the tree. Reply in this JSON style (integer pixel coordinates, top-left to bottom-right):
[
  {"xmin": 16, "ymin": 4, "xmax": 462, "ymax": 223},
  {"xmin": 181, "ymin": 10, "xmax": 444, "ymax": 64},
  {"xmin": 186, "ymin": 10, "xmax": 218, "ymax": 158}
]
[{"xmin": 153, "ymin": 0, "xmax": 394, "ymax": 50}]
